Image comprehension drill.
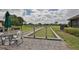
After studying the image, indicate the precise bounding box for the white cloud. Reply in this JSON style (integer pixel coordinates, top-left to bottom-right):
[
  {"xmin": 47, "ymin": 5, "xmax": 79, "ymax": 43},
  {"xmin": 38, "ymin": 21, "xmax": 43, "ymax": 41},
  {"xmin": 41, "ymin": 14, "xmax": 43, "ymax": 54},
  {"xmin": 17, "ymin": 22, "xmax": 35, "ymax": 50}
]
[
  {"xmin": 0, "ymin": 9, "xmax": 79, "ymax": 24},
  {"xmin": 0, "ymin": 9, "xmax": 23, "ymax": 18},
  {"xmin": 24, "ymin": 9, "xmax": 68, "ymax": 24},
  {"xmin": 65, "ymin": 9, "xmax": 79, "ymax": 19}
]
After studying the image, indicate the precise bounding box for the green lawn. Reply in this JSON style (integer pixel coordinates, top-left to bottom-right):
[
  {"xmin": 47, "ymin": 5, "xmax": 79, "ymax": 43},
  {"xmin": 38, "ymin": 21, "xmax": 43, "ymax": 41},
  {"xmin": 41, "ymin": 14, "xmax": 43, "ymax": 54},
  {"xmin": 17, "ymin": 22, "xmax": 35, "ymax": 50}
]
[
  {"xmin": 21, "ymin": 25, "xmax": 33, "ymax": 32},
  {"xmin": 21, "ymin": 25, "xmax": 42, "ymax": 32},
  {"xmin": 65, "ymin": 27, "xmax": 79, "ymax": 37},
  {"xmin": 14, "ymin": 25, "xmax": 33, "ymax": 32},
  {"xmin": 52, "ymin": 26, "xmax": 79, "ymax": 49},
  {"xmin": 35, "ymin": 26, "xmax": 56, "ymax": 39},
  {"xmin": 47, "ymin": 27, "xmax": 56, "ymax": 39},
  {"xmin": 35, "ymin": 27, "xmax": 46, "ymax": 38}
]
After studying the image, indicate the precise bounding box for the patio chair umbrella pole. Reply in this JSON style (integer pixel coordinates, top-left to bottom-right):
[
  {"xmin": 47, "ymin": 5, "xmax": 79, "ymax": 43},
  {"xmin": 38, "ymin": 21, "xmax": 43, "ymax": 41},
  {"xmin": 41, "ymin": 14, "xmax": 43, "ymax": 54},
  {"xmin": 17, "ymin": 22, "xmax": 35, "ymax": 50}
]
[
  {"xmin": 4, "ymin": 11, "xmax": 12, "ymax": 45},
  {"xmin": 4, "ymin": 11, "xmax": 12, "ymax": 30}
]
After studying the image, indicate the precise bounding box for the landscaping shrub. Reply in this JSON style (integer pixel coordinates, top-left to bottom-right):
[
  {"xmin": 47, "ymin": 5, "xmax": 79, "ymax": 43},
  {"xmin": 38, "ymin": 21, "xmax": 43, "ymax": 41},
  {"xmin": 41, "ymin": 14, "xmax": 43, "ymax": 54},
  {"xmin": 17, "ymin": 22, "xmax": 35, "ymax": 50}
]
[{"xmin": 65, "ymin": 27, "xmax": 79, "ymax": 37}]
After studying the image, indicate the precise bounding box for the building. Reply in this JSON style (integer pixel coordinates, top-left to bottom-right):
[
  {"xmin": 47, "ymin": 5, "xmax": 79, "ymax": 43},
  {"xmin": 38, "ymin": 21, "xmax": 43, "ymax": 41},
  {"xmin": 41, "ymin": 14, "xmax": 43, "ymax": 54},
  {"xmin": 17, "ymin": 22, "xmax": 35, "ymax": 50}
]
[
  {"xmin": 0, "ymin": 19, "xmax": 4, "ymax": 32},
  {"xmin": 68, "ymin": 15, "xmax": 79, "ymax": 27},
  {"xmin": 0, "ymin": 20, "xmax": 3, "ymax": 27}
]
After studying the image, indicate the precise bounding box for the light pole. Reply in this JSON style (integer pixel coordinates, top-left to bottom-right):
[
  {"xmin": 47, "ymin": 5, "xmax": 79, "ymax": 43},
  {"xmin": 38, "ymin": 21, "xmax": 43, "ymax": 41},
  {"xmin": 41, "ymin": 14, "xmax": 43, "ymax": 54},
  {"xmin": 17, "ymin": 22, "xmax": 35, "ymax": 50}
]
[
  {"xmin": 45, "ymin": 17, "xmax": 48, "ymax": 39},
  {"xmin": 45, "ymin": 24, "xmax": 47, "ymax": 39},
  {"xmin": 33, "ymin": 24, "xmax": 35, "ymax": 38},
  {"xmin": 32, "ymin": 15, "xmax": 36, "ymax": 38}
]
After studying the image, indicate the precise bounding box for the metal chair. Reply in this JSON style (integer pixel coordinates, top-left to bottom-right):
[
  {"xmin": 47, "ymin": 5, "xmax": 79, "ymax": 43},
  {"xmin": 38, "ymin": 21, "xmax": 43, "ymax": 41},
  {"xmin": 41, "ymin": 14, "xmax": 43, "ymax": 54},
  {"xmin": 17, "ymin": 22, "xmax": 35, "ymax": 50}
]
[{"xmin": 12, "ymin": 30, "xmax": 23, "ymax": 46}]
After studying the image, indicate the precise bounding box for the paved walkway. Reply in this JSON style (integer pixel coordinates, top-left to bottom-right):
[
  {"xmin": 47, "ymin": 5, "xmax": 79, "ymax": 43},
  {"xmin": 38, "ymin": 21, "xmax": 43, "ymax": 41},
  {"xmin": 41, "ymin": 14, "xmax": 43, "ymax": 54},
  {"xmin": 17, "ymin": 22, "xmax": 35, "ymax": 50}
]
[
  {"xmin": 5, "ymin": 38, "xmax": 70, "ymax": 50},
  {"xmin": 0, "ymin": 27, "xmax": 70, "ymax": 50}
]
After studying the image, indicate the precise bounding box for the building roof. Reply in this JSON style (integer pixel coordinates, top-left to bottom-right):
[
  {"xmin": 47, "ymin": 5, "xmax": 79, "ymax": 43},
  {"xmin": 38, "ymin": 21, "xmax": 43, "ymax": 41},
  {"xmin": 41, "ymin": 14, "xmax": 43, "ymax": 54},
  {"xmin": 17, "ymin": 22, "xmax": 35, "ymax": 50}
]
[{"xmin": 68, "ymin": 15, "xmax": 79, "ymax": 20}]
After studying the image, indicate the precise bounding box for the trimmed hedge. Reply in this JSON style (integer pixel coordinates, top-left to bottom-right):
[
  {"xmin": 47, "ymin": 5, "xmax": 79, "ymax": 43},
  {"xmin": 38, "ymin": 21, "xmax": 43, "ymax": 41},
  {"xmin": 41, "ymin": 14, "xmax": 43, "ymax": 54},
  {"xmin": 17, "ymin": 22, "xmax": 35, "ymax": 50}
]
[{"xmin": 65, "ymin": 27, "xmax": 79, "ymax": 37}]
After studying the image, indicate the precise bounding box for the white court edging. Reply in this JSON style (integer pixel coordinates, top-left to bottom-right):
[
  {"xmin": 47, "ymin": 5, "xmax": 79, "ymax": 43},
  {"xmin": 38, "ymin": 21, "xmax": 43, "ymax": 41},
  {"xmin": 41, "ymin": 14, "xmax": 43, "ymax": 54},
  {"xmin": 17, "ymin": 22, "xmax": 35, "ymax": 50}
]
[
  {"xmin": 23, "ymin": 27, "xmax": 44, "ymax": 37},
  {"xmin": 50, "ymin": 27, "xmax": 62, "ymax": 40}
]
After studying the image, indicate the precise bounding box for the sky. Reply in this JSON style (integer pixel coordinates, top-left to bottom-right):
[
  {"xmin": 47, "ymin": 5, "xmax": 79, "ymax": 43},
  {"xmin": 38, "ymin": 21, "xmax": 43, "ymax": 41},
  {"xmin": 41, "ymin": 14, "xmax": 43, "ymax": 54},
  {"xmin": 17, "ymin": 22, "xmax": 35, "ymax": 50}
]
[
  {"xmin": 23, "ymin": 9, "xmax": 68, "ymax": 24},
  {"xmin": 0, "ymin": 9, "xmax": 79, "ymax": 24}
]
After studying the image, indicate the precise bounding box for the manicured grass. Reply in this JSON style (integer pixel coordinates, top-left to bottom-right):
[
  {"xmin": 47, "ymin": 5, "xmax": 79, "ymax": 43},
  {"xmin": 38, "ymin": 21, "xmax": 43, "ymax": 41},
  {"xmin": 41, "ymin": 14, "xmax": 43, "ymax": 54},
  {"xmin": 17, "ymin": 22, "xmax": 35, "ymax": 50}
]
[
  {"xmin": 21, "ymin": 25, "xmax": 33, "ymax": 32},
  {"xmin": 21, "ymin": 25, "xmax": 43, "ymax": 32},
  {"xmin": 35, "ymin": 27, "xmax": 46, "ymax": 38},
  {"xmin": 35, "ymin": 26, "xmax": 56, "ymax": 39},
  {"xmin": 14, "ymin": 25, "xmax": 33, "ymax": 32},
  {"xmin": 47, "ymin": 27, "xmax": 56, "ymax": 39},
  {"xmin": 65, "ymin": 27, "xmax": 79, "ymax": 37},
  {"xmin": 52, "ymin": 26, "xmax": 79, "ymax": 49}
]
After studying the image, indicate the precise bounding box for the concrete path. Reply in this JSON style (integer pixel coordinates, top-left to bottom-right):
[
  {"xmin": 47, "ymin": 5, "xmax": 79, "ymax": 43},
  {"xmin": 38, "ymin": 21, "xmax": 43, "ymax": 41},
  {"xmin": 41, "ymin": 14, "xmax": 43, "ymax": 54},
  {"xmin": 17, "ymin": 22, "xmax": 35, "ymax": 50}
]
[
  {"xmin": 6, "ymin": 38, "xmax": 69, "ymax": 50},
  {"xmin": 0, "ymin": 27, "xmax": 70, "ymax": 50}
]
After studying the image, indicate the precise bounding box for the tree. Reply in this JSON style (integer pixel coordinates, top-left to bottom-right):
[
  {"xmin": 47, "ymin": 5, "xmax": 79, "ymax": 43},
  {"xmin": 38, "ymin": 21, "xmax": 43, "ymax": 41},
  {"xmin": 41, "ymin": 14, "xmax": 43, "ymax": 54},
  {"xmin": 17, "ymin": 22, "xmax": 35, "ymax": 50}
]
[
  {"xmin": 17, "ymin": 17, "xmax": 24, "ymax": 26},
  {"xmin": 9, "ymin": 15, "xmax": 24, "ymax": 26},
  {"xmin": 55, "ymin": 21, "xmax": 58, "ymax": 24},
  {"xmin": 38, "ymin": 23, "xmax": 42, "ymax": 26},
  {"xmin": 17, "ymin": 17, "xmax": 24, "ymax": 30},
  {"xmin": 28, "ymin": 23, "xmax": 33, "ymax": 25},
  {"xmin": 9, "ymin": 15, "xmax": 17, "ymax": 26}
]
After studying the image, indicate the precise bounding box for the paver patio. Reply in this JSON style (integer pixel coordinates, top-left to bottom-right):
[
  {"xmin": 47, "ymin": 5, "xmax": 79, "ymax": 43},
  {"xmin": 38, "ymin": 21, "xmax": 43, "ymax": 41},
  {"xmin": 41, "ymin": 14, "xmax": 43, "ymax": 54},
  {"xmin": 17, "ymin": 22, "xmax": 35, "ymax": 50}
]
[
  {"xmin": 2, "ymin": 37, "xmax": 69, "ymax": 50},
  {"xmin": 0, "ymin": 27, "xmax": 70, "ymax": 50}
]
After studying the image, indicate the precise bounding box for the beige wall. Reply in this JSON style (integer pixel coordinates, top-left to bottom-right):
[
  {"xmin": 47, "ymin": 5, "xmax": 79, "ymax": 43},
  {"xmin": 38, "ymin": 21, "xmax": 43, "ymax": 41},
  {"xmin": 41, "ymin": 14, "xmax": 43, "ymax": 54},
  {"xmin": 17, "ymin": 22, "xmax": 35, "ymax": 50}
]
[{"xmin": 0, "ymin": 22, "xmax": 3, "ymax": 27}]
